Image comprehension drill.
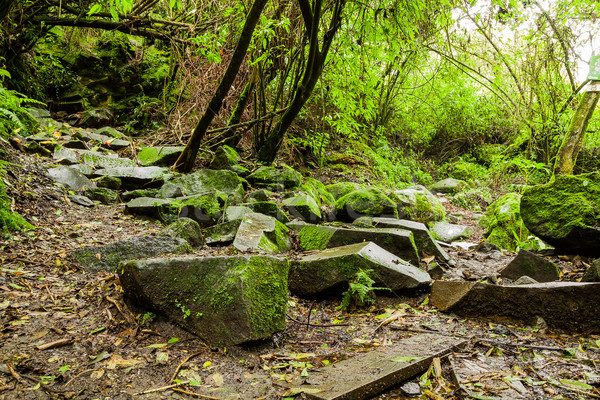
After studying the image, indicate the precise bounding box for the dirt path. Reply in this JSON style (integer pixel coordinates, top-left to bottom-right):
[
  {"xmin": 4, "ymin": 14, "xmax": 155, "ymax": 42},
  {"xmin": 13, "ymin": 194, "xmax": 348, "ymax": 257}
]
[{"xmin": 1, "ymin": 151, "xmax": 600, "ymax": 400}]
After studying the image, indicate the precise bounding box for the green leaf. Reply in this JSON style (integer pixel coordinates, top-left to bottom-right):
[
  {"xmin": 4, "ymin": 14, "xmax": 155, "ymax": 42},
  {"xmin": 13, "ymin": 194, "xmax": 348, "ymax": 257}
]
[
  {"xmin": 87, "ymin": 4, "xmax": 102, "ymax": 16},
  {"xmin": 168, "ymin": 337, "xmax": 179, "ymax": 344},
  {"xmin": 560, "ymin": 379, "xmax": 593, "ymax": 390},
  {"xmin": 392, "ymin": 356, "xmax": 425, "ymax": 363}
]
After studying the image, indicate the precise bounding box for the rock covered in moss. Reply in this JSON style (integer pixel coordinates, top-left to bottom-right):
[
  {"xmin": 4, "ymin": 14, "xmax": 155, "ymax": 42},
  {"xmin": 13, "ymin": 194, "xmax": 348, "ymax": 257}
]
[
  {"xmin": 249, "ymin": 189, "xmax": 272, "ymax": 202},
  {"xmin": 118, "ymin": 255, "xmax": 289, "ymax": 346},
  {"xmin": 82, "ymin": 151, "xmax": 135, "ymax": 169},
  {"xmin": 204, "ymin": 220, "xmax": 243, "ymax": 246},
  {"xmin": 335, "ymin": 188, "xmax": 397, "ymax": 222},
  {"xmin": 282, "ymin": 193, "xmax": 322, "ymax": 223},
  {"xmin": 390, "ymin": 186, "xmax": 445, "ymax": 224},
  {"xmin": 72, "ymin": 236, "xmax": 191, "ymax": 272},
  {"xmin": 95, "ymin": 175, "xmax": 121, "ymax": 190},
  {"xmin": 125, "ymin": 192, "xmax": 227, "ymax": 225},
  {"xmin": 159, "ymin": 217, "xmax": 204, "ymax": 248},
  {"xmin": 84, "ymin": 187, "xmax": 119, "ymax": 204},
  {"xmin": 290, "ymin": 242, "xmax": 430, "ymax": 298},
  {"xmin": 233, "ymin": 212, "xmax": 291, "ymax": 253},
  {"xmin": 121, "ymin": 188, "xmax": 159, "ymax": 202},
  {"xmin": 326, "ymin": 182, "xmax": 364, "ymax": 200},
  {"xmin": 582, "ymin": 259, "xmax": 600, "ymax": 282},
  {"xmin": 431, "ymin": 222, "xmax": 474, "ymax": 243},
  {"xmin": 480, "ymin": 193, "xmax": 530, "ymax": 251},
  {"xmin": 429, "ymin": 178, "xmax": 467, "ymax": 195},
  {"xmin": 297, "ymin": 225, "xmax": 419, "ymax": 265},
  {"xmin": 137, "ymin": 146, "xmax": 184, "ymax": 167},
  {"xmin": 166, "ymin": 169, "xmax": 245, "ymax": 202},
  {"xmin": 208, "ymin": 145, "xmax": 248, "ymax": 175},
  {"xmin": 224, "ymin": 205, "xmax": 252, "ymax": 221},
  {"xmin": 247, "ymin": 166, "xmax": 302, "ymax": 190},
  {"xmin": 249, "ymin": 201, "xmax": 290, "ymax": 223},
  {"xmin": 302, "ymin": 177, "xmax": 335, "ymax": 206},
  {"xmin": 521, "ymin": 173, "xmax": 600, "ymax": 256}
]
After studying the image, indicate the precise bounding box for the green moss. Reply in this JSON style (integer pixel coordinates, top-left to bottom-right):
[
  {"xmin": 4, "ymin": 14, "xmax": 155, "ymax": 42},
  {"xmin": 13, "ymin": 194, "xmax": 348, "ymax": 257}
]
[
  {"xmin": 262, "ymin": 219, "xmax": 291, "ymax": 252},
  {"xmin": 302, "ymin": 177, "xmax": 335, "ymax": 206},
  {"xmin": 390, "ymin": 188, "xmax": 445, "ymax": 224},
  {"xmin": 242, "ymin": 256, "xmax": 289, "ymax": 337},
  {"xmin": 326, "ymin": 182, "xmax": 364, "ymax": 200},
  {"xmin": 247, "ymin": 165, "xmax": 302, "ymax": 189},
  {"xmin": 334, "ymin": 188, "xmax": 398, "ymax": 221},
  {"xmin": 298, "ymin": 225, "xmax": 337, "ymax": 250},
  {"xmin": 480, "ymin": 193, "xmax": 530, "ymax": 251},
  {"xmin": 138, "ymin": 146, "xmax": 184, "ymax": 167},
  {"xmin": 521, "ymin": 173, "xmax": 600, "ymax": 239}
]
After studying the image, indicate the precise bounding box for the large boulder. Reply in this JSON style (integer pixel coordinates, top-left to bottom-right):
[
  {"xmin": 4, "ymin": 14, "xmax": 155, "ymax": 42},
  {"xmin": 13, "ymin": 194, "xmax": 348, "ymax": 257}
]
[
  {"xmin": 159, "ymin": 218, "xmax": 204, "ymax": 248},
  {"xmin": 247, "ymin": 166, "xmax": 302, "ymax": 190},
  {"xmin": 298, "ymin": 225, "xmax": 419, "ymax": 265},
  {"xmin": 290, "ymin": 242, "xmax": 430, "ymax": 297},
  {"xmin": 429, "ymin": 178, "xmax": 467, "ymax": 195},
  {"xmin": 431, "ymin": 281, "xmax": 600, "ymax": 333},
  {"xmin": 390, "ymin": 186, "xmax": 445, "ymax": 224},
  {"xmin": 208, "ymin": 145, "xmax": 248, "ymax": 175},
  {"xmin": 165, "ymin": 169, "xmax": 245, "ymax": 202},
  {"xmin": 431, "ymin": 222, "xmax": 474, "ymax": 243},
  {"xmin": 521, "ymin": 173, "xmax": 600, "ymax": 256},
  {"xmin": 118, "ymin": 255, "xmax": 289, "ymax": 346},
  {"xmin": 335, "ymin": 188, "xmax": 397, "ymax": 222},
  {"xmin": 71, "ymin": 236, "xmax": 191, "ymax": 272},
  {"xmin": 480, "ymin": 193, "xmax": 530, "ymax": 251},
  {"xmin": 233, "ymin": 212, "xmax": 291, "ymax": 253}
]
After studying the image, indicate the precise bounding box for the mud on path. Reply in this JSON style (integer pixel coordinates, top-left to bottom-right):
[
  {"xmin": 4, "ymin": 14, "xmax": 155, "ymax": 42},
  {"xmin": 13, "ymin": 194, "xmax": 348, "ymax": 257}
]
[{"xmin": 1, "ymin": 151, "xmax": 600, "ymax": 400}]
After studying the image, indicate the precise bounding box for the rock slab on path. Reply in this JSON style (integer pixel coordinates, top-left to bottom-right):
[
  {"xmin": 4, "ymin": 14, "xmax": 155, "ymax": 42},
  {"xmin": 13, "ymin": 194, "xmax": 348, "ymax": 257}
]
[
  {"xmin": 290, "ymin": 242, "xmax": 431, "ymax": 297},
  {"xmin": 71, "ymin": 236, "xmax": 191, "ymax": 272},
  {"xmin": 48, "ymin": 166, "xmax": 96, "ymax": 192},
  {"xmin": 293, "ymin": 334, "xmax": 465, "ymax": 400},
  {"xmin": 431, "ymin": 281, "xmax": 600, "ymax": 332},
  {"xmin": 499, "ymin": 249, "xmax": 560, "ymax": 283},
  {"xmin": 118, "ymin": 255, "xmax": 289, "ymax": 346}
]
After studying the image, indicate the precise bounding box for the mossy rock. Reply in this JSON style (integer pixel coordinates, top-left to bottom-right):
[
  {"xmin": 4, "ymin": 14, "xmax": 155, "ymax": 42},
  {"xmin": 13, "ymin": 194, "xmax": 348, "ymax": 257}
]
[
  {"xmin": 480, "ymin": 193, "xmax": 530, "ymax": 251},
  {"xmin": 84, "ymin": 187, "xmax": 119, "ymax": 204},
  {"xmin": 389, "ymin": 186, "xmax": 445, "ymax": 224},
  {"xmin": 335, "ymin": 188, "xmax": 397, "ymax": 222},
  {"xmin": 167, "ymin": 192, "xmax": 228, "ymax": 227},
  {"xmin": 121, "ymin": 188, "xmax": 159, "ymax": 202},
  {"xmin": 302, "ymin": 177, "xmax": 335, "ymax": 206},
  {"xmin": 325, "ymin": 182, "xmax": 364, "ymax": 200},
  {"xmin": 447, "ymin": 161, "xmax": 489, "ymax": 182},
  {"xmin": 521, "ymin": 172, "xmax": 600, "ymax": 256},
  {"xmin": 95, "ymin": 175, "xmax": 122, "ymax": 190},
  {"xmin": 249, "ymin": 201, "xmax": 290, "ymax": 223},
  {"xmin": 118, "ymin": 255, "xmax": 289, "ymax": 346},
  {"xmin": 167, "ymin": 169, "xmax": 245, "ymax": 202},
  {"xmin": 233, "ymin": 212, "xmax": 291, "ymax": 253},
  {"xmin": 429, "ymin": 178, "xmax": 467, "ymax": 195},
  {"xmin": 138, "ymin": 146, "xmax": 184, "ymax": 167},
  {"xmin": 247, "ymin": 165, "xmax": 302, "ymax": 190},
  {"xmin": 209, "ymin": 145, "xmax": 247, "ymax": 174},
  {"xmin": 282, "ymin": 193, "xmax": 322, "ymax": 223},
  {"xmin": 159, "ymin": 217, "xmax": 204, "ymax": 248}
]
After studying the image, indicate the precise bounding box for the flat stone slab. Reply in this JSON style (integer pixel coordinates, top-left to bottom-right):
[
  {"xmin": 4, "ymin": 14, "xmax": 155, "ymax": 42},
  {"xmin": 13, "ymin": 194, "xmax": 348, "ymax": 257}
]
[
  {"xmin": 290, "ymin": 242, "xmax": 430, "ymax": 297},
  {"xmin": 94, "ymin": 166, "xmax": 171, "ymax": 189},
  {"xmin": 118, "ymin": 255, "xmax": 289, "ymax": 346},
  {"xmin": 431, "ymin": 222, "xmax": 474, "ymax": 243},
  {"xmin": 298, "ymin": 225, "xmax": 420, "ymax": 265},
  {"xmin": 82, "ymin": 151, "xmax": 136, "ymax": 169},
  {"xmin": 449, "ymin": 355, "xmax": 529, "ymax": 399},
  {"xmin": 431, "ymin": 281, "xmax": 600, "ymax": 332},
  {"xmin": 233, "ymin": 212, "xmax": 291, "ymax": 253},
  {"xmin": 48, "ymin": 166, "xmax": 96, "ymax": 192},
  {"xmin": 204, "ymin": 220, "xmax": 242, "ymax": 246},
  {"xmin": 499, "ymin": 249, "xmax": 560, "ymax": 282},
  {"xmin": 71, "ymin": 236, "xmax": 191, "ymax": 272},
  {"xmin": 289, "ymin": 334, "xmax": 465, "ymax": 400},
  {"xmin": 53, "ymin": 146, "xmax": 79, "ymax": 165},
  {"xmin": 353, "ymin": 217, "xmax": 450, "ymax": 262}
]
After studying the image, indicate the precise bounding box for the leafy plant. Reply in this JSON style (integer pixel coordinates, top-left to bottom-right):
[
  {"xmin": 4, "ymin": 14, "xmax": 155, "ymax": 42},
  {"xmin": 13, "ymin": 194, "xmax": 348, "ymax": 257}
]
[{"xmin": 341, "ymin": 269, "xmax": 389, "ymax": 311}]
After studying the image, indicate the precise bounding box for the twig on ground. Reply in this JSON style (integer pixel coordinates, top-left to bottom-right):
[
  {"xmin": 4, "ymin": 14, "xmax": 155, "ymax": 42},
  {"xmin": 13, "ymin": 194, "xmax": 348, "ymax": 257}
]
[
  {"xmin": 36, "ymin": 338, "xmax": 72, "ymax": 350},
  {"xmin": 65, "ymin": 368, "xmax": 102, "ymax": 386},
  {"xmin": 287, "ymin": 314, "xmax": 349, "ymax": 327},
  {"xmin": 172, "ymin": 387, "xmax": 223, "ymax": 399},
  {"xmin": 170, "ymin": 351, "xmax": 204, "ymax": 383},
  {"xmin": 7, "ymin": 363, "xmax": 22, "ymax": 383},
  {"xmin": 134, "ymin": 380, "xmax": 190, "ymax": 395}
]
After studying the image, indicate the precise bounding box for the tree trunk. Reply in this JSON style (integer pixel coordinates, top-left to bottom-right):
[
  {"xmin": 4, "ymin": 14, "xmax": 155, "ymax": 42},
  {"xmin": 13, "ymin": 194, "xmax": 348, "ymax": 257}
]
[
  {"xmin": 553, "ymin": 90, "xmax": 600, "ymax": 175},
  {"xmin": 256, "ymin": 0, "xmax": 345, "ymax": 164},
  {"xmin": 173, "ymin": 0, "xmax": 268, "ymax": 172}
]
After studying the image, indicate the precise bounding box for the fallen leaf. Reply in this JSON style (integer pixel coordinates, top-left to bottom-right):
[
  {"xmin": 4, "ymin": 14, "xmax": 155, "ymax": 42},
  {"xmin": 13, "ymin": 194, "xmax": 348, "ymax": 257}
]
[{"xmin": 210, "ymin": 372, "xmax": 224, "ymax": 386}]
